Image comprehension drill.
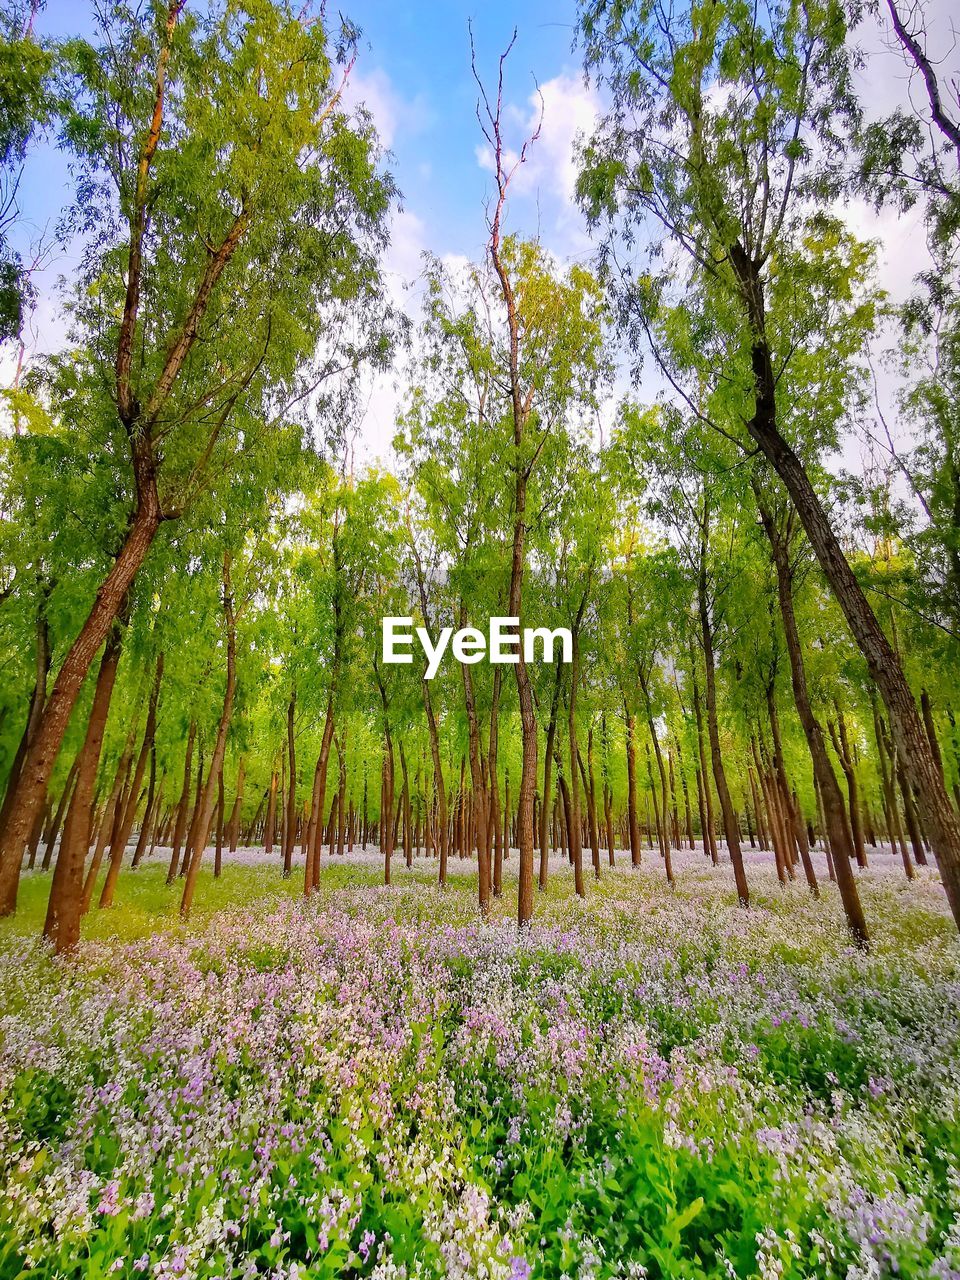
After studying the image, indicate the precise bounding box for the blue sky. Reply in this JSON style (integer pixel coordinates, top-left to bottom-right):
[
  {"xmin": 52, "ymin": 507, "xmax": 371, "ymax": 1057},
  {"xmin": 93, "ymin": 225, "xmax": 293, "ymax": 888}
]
[
  {"xmin": 346, "ymin": 1, "xmax": 586, "ymax": 259},
  {"xmin": 15, "ymin": 4, "xmax": 594, "ymax": 293},
  {"xmin": 336, "ymin": 1, "xmax": 607, "ymax": 452},
  {"xmin": 7, "ymin": 0, "xmax": 959, "ymax": 463},
  {"xmin": 11, "ymin": 0, "xmax": 602, "ymax": 454}
]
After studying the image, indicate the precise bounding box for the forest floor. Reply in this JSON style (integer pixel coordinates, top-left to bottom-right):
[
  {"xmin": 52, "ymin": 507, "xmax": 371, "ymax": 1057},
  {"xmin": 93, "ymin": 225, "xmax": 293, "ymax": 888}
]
[{"xmin": 0, "ymin": 849, "xmax": 958, "ymax": 1279}]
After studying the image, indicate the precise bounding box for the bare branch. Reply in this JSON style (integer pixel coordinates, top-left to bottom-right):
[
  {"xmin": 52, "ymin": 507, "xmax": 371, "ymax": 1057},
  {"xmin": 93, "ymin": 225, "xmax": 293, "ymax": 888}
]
[{"xmin": 886, "ymin": 0, "xmax": 960, "ymax": 157}]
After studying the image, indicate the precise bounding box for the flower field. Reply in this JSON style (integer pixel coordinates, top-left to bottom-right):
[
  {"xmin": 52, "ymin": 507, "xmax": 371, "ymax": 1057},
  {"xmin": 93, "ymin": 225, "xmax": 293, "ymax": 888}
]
[{"xmin": 1, "ymin": 853, "xmax": 959, "ymax": 1280}]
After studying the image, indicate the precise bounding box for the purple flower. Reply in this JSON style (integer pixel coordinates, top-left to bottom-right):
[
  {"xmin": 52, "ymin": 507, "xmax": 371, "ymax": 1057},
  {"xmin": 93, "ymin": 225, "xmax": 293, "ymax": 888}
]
[{"xmin": 96, "ymin": 1180, "xmax": 121, "ymax": 1216}]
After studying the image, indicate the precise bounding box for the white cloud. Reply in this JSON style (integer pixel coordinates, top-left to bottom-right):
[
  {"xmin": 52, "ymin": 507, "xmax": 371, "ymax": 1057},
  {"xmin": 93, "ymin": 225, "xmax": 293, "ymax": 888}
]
[
  {"xmin": 842, "ymin": 195, "xmax": 931, "ymax": 307},
  {"xmin": 485, "ymin": 74, "xmax": 600, "ymax": 205},
  {"xmin": 851, "ymin": 0, "xmax": 959, "ymax": 126},
  {"xmin": 476, "ymin": 72, "xmax": 602, "ymax": 259},
  {"xmin": 353, "ymin": 207, "xmax": 431, "ymax": 465},
  {"xmin": 382, "ymin": 207, "xmax": 430, "ymax": 305},
  {"xmin": 345, "ymin": 67, "xmax": 432, "ymax": 152}
]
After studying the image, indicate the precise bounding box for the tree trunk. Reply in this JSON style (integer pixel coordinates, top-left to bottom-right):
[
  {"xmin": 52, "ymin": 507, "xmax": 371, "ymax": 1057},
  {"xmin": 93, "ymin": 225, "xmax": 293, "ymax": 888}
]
[
  {"xmin": 0, "ymin": 598, "xmax": 51, "ymax": 840},
  {"xmin": 40, "ymin": 758, "xmax": 79, "ymax": 873},
  {"xmin": 579, "ymin": 735, "xmax": 601, "ymax": 880},
  {"xmin": 539, "ymin": 665, "xmax": 564, "ymax": 888},
  {"xmin": 227, "ymin": 757, "xmax": 245, "ymax": 853},
  {"xmin": 81, "ymin": 784, "xmax": 121, "ymax": 916},
  {"xmin": 214, "ymin": 766, "xmax": 225, "ymax": 877},
  {"xmin": 110, "ymin": 653, "xmax": 163, "ymax": 876},
  {"xmin": 131, "ymin": 755, "xmax": 160, "ymax": 868},
  {"xmin": 766, "ymin": 684, "xmax": 819, "ymax": 895},
  {"xmin": 168, "ymin": 721, "xmax": 197, "ymax": 883},
  {"xmin": 400, "ymin": 741, "xmax": 413, "ymax": 869},
  {"xmin": 97, "ymin": 728, "xmax": 138, "ymax": 910},
  {"xmin": 697, "ymin": 502, "xmax": 749, "ymax": 905},
  {"xmin": 920, "ymin": 688, "xmax": 946, "ymax": 785},
  {"xmin": 179, "ymin": 744, "xmax": 205, "ymax": 877},
  {"xmin": 568, "ymin": 628, "xmax": 586, "ymax": 899},
  {"xmin": 755, "ymin": 490, "xmax": 868, "ymax": 945},
  {"xmin": 692, "ymin": 672, "xmax": 718, "ymax": 863},
  {"xmin": 424, "ymin": 686, "xmax": 447, "ymax": 888},
  {"xmin": 336, "ymin": 738, "xmax": 347, "ymax": 858},
  {"xmin": 874, "ymin": 698, "xmax": 914, "ymax": 878},
  {"xmin": 0, "ymin": 481, "xmax": 162, "ymax": 915},
  {"xmin": 265, "ymin": 768, "xmax": 278, "ymax": 856},
  {"xmin": 181, "ymin": 558, "xmax": 237, "ymax": 918},
  {"xmin": 734, "ymin": 245, "xmax": 960, "ymax": 928},
  {"xmin": 459, "ymin": 604, "xmax": 491, "ymax": 915},
  {"xmin": 43, "ymin": 624, "xmax": 124, "ymax": 952},
  {"xmin": 283, "ymin": 687, "xmax": 296, "ymax": 877},
  {"xmin": 829, "ymin": 710, "xmax": 867, "ymax": 868},
  {"xmin": 623, "ymin": 700, "xmax": 642, "ymax": 866}
]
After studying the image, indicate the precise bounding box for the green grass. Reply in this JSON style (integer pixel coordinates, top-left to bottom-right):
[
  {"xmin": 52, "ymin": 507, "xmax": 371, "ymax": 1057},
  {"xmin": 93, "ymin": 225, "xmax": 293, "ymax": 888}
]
[
  {"xmin": 3, "ymin": 847, "xmax": 641, "ymax": 948},
  {"xmin": 0, "ymin": 858, "xmax": 383, "ymax": 945}
]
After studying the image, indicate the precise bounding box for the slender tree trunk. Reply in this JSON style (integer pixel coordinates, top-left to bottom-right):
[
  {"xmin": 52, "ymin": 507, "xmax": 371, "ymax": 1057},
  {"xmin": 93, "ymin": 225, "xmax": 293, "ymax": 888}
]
[
  {"xmin": 409, "ymin": 535, "xmax": 449, "ymax": 887},
  {"xmin": 131, "ymin": 754, "xmax": 159, "ymax": 868},
  {"xmin": 640, "ymin": 670, "xmax": 674, "ymax": 884},
  {"xmin": 755, "ymin": 492, "xmax": 868, "ymax": 944},
  {"xmin": 487, "ymin": 665, "xmax": 504, "ymax": 895},
  {"xmin": 766, "ymin": 684, "xmax": 818, "ymax": 896},
  {"xmin": 674, "ymin": 736, "xmax": 695, "ymax": 850},
  {"xmin": 168, "ymin": 721, "xmax": 197, "ymax": 883},
  {"xmin": 214, "ymin": 766, "xmax": 225, "ymax": 878},
  {"xmin": 97, "ymin": 728, "xmax": 138, "ymax": 910},
  {"xmin": 381, "ymin": 730, "xmax": 395, "ymax": 884},
  {"xmin": 623, "ymin": 700, "xmax": 642, "ymax": 866},
  {"xmin": 40, "ymin": 758, "xmax": 79, "ymax": 873},
  {"xmin": 697, "ymin": 503, "xmax": 749, "ymax": 905},
  {"xmin": 181, "ymin": 558, "xmax": 237, "ymax": 917},
  {"xmin": 179, "ymin": 745, "xmax": 205, "ymax": 877},
  {"xmin": 110, "ymin": 654, "xmax": 163, "ymax": 877},
  {"xmin": 0, "ymin": 599, "xmax": 51, "ymax": 839},
  {"xmin": 580, "ymin": 735, "xmax": 601, "ymax": 880},
  {"xmin": 875, "ymin": 699, "xmax": 914, "ymax": 878},
  {"xmin": 829, "ymin": 710, "xmax": 867, "ymax": 868},
  {"xmin": 265, "ymin": 768, "xmax": 278, "ymax": 855},
  {"xmin": 424, "ymin": 685, "xmax": 448, "ymax": 888},
  {"xmin": 603, "ymin": 781, "xmax": 615, "ymax": 866},
  {"xmin": 0, "ymin": 477, "xmax": 162, "ymax": 915},
  {"xmin": 692, "ymin": 673, "xmax": 718, "ymax": 864},
  {"xmin": 539, "ymin": 666, "xmax": 564, "ymax": 888},
  {"xmin": 283, "ymin": 687, "xmax": 296, "ymax": 877},
  {"xmin": 373, "ymin": 655, "xmax": 395, "ymax": 885},
  {"xmin": 814, "ymin": 774, "xmax": 837, "ymax": 882},
  {"xmin": 921, "ymin": 689, "xmax": 946, "ymax": 786},
  {"xmin": 734, "ymin": 252, "xmax": 960, "ymax": 928},
  {"xmin": 227, "ymin": 757, "xmax": 245, "ymax": 853},
  {"xmin": 400, "ymin": 741, "xmax": 413, "ymax": 869},
  {"xmin": 754, "ymin": 736, "xmax": 788, "ymax": 884},
  {"xmin": 568, "ymin": 627, "xmax": 586, "ymax": 899},
  {"xmin": 305, "ymin": 708, "xmax": 334, "ymax": 890},
  {"xmin": 748, "ymin": 766, "xmax": 768, "ymax": 850},
  {"xmin": 43, "ymin": 625, "xmax": 124, "ymax": 952},
  {"xmin": 81, "ymin": 785, "xmax": 121, "ymax": 916},
  {"xmin": 896, "ymin": 751, "xmax": 928, "ymax": 868},
  {"xmin": 336, "ymin": 738, "xmax": 347, "ymax": 859}
]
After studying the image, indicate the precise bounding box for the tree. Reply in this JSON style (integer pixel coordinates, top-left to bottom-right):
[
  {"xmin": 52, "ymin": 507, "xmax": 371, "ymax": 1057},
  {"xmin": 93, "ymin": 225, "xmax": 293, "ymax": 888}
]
[
  {"xmin": 578, "ymin": 0, "xmax": 960, "ymax": 929},
  {"xmin": 0, "ymin": 0, "xmax": 396, "ymax": 913},
  {"xmin": 0, "ymin": 0, "xmax": 54, "ymax": 343}
]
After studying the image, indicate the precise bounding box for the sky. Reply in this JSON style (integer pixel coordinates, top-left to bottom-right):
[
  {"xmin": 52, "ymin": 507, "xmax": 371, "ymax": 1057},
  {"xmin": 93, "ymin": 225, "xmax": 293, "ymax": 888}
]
[{"xmin": 6, "ymin": 0, "xmax": 960, "ymax": 466}]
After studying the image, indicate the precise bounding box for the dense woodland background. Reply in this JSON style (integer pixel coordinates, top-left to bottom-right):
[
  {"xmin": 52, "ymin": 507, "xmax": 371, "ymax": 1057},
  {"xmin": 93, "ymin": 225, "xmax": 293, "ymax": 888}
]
[{"xmin": 0, "ymin": 0, "xmax": 959, "ymax": 956}]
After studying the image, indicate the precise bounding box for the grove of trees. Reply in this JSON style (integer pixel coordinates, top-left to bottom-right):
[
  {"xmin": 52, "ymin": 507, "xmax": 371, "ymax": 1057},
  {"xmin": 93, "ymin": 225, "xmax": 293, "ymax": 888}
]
[{"xmin": 1, "ymin": 0, "xmax": 959, "ymax": 954}]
